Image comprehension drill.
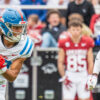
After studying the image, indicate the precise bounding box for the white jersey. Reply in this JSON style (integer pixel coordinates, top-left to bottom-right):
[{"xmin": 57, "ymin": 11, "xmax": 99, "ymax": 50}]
[
  {"xmin": 0, "ymin": 35, "xmax": 34, "ymax": 100},
  {"xmin": 0, "ymin": 35, "xmax": 34, "ymax": 69}
]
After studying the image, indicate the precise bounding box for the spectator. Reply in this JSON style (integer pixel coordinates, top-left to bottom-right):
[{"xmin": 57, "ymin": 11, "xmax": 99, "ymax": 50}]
[
  {"xmin": 27, "ymin": 14, "xmax": 43, "ymax": 47},
  {"xmin": 66, "ymin": 0, "xmax": 95, "ymax": 26},
  {"xmin": 90, "ymin": 14, "xmax": 100, "ymax": 46},
  {"xmin": 21, "ymin": 0, "xmax": 47, "ymax": 22},
  {"xmin": 0, "ymin": 0, "xmax": 20, "ymax": 15},
  {"xmin": 68, "ymin": 13, "xmax": 93, "ymax": 36},
  {"xmin": 46, "ymin": 0, "xmax": 72, "ymax": 26},
  {"xmin": 41, "ymin": 10, "xmax": 66, "ymax": 47},
  {"xmin": 88, "ymin": 0, "xmax": 100, "ymax": 6},
  {"xmin": 46, "ymin": 0, "xmax": 70, "ymax": 6},
  {"xmin": 90, "ymin": 14, "xmax": 100, "ymax": 35}
]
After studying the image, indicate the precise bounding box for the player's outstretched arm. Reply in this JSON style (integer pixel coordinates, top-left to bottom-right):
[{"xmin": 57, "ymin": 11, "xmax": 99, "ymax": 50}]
[
  {"xmin": 58, "ymin": 48, "xmax": 66, "ymax": 81},
  {"xmin": 2, "ymin": 58, "xmax": 26, "ymax": 82}
]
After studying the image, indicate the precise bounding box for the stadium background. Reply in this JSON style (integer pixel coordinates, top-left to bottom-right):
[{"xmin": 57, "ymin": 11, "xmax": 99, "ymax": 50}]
[{"xmin": 0, "ymin": 0, "xmax": 100, "ymax": 100}]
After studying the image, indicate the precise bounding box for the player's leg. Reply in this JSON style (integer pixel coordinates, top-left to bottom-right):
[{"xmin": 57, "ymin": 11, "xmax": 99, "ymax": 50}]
[
  {"xmin": 0, "ymin": 94, "xmax": 5, "ymax": 100},
  {"xmin": 62, "ymin": 82, "xmax": 76, "ymax": 100},
  {"xmin": 0, "ymin": 77, "xmax": 7, "ymax": 100},
  {"xmin": 77, "ymin": 78, "xmax": 90, "ymax": 100}
]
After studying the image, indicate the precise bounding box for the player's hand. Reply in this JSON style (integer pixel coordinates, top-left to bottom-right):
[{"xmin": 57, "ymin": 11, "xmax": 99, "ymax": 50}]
[
  {"xmin": 59, "ymin": 75, "xmax": 66, "ymax": 82},
  {"xmin": 86, "ymin": 75, "xmax": 98, "ymax": 91},
  {"xmin": 59, "ymin": 75, "xmax": 72, "ymax": 89},
  {"xmin": 0, "ymin": 55, "xmax": 7, "ymax": 74},
  {"xmin": 64, "ymin": 76, "xmax": 72, "ymax": 89}
]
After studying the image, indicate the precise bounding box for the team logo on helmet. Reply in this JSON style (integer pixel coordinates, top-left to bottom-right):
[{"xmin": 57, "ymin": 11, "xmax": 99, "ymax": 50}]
[{"xmin": 19, "ymin": 21, "xmax": 26, "ymax": 24}]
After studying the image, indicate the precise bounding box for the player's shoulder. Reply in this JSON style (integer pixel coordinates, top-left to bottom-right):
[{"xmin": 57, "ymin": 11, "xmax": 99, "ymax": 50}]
[
  {"xmin": 59, "ymin": 31, "xmax": 70, "ymax": 42},
  {"xmin": 58, "ymin": 32, "xmax": 71, "ymax": 48},
  {"xmin": 19, "ymin": 35, "xmax": 34, "ymax": 57},
  {"xmin": 81, "ymin": 36, "xmax": 94, "ymax": 48},
  {"xmin": 81, "ymin": 35, "xmax": 94, "ymax": 42}
]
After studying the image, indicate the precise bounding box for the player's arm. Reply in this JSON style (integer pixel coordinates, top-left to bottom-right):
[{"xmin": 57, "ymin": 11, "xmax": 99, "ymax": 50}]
[
  {"xmin": 87, "ymin": 48, "xmax": 94, "ymax": 74},
  {"xmin": 92, "ymin": 51, "xmax": 100, "ymax": 76},
  {"xmin": 58, "ymin": 48, "xmax": 65, "ymax": 78},
  {"xmin": 2, "ymin": 58, "xmax": 26, "ymax": 82},
  {"xmin": 86, "ymin": 49, "xmax": 100, "ymax": 90}
]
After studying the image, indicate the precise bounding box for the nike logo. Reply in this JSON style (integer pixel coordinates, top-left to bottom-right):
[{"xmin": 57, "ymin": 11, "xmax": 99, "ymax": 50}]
[{"xmin": 81, "ymin": 43, "xmax": 86, "ymax": 47}]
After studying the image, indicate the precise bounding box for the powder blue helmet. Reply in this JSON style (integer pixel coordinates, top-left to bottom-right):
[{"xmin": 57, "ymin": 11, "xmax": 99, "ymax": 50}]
[{"xmin": 0, "ymin": 8, "xmax": 27, "ymax": 42}]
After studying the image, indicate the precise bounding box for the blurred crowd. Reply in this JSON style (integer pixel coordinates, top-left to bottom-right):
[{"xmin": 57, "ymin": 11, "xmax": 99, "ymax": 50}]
[{"xmin": 1, "ymin": 0, "xmax": 100, "ymax": 47}]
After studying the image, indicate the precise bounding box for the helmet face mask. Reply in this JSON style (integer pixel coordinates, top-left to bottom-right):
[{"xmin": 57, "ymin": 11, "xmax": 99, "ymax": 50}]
[{"xmin": 0, "ymin": 8, "xmax": 27, "ymax": 42}]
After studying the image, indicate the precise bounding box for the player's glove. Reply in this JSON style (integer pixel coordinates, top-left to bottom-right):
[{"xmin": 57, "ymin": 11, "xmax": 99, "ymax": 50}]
[
  {"xmin": 59, "ymin": 75, "xmax": 66, "ymax": 82},
  {"xmin": 59, "ymin": 75, "xmax": 72, "ymax": 89},
  {"xmin": 86, "ymin": 75, "xmax": 98, "ymax": 91},
  {"xmin": 0, "ymin": 55, "xmax": 7, "ymax": 74}
]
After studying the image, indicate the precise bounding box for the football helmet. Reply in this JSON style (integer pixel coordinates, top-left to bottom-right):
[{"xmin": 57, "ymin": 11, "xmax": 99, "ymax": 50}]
[{"xmin": 0, "ymin": 8, "xmax": 27, "ymax": 42}]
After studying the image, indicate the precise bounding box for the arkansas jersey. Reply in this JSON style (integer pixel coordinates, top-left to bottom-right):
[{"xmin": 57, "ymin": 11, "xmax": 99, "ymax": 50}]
[{"xmin": 58, "ymin": 33, "xmax": 94, "ymax": 72}]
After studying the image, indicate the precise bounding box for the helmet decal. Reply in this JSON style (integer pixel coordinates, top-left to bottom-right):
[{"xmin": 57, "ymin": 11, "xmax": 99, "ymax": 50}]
[{"xmin": 16, "ymin": 9, "xmax": 24, "ymax": 21}]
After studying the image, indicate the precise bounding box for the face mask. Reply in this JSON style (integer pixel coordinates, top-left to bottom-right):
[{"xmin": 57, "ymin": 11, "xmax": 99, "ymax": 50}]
[{"xmin": 5, "ymin": 35, "xmax": 21, "ymax": 42}]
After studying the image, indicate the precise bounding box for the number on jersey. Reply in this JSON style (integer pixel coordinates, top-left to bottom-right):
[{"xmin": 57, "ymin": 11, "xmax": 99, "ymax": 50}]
[{"xmin": 67, "ymin": 55, "xmax": 87, "ymax": 72}]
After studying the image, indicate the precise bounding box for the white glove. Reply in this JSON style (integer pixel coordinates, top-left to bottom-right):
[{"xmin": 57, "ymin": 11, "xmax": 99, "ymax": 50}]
[
  {"xmin": 86, "ymin": 75, "xmax": 98, "ymax": 90},
  {"xmin": 58, "ymin": 75, "xmax": 66, "ymax": 82}
]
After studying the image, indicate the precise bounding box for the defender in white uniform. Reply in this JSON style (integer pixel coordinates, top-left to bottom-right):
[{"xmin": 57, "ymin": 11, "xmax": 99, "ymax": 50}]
[
  {"xmin": 0, "ymin": 8, "xmax": 34, "ymax": 100},
  {"xmin": 87, "ymin": 51, "xmax": 100, "ymax": 90}
]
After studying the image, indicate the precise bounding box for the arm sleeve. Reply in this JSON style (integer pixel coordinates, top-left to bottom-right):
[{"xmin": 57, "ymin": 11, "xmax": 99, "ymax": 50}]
[
  {"xmin": 93, "ymin": 51, "xmax": 100, "ymax": 74},
  {"xmin": 21, "ymin": 38, "xmax": 34, "ymax": 58},
  {"xmin": 58, "ymin": 34, "xmax": 66, "ymax": 48},
  {"xmin": 58, "ymin": 39, "xmax": 64, "ymax": 48},
  {"xmin": 88, "ymin": 37, "xmax": 95, "ymax": 48}
]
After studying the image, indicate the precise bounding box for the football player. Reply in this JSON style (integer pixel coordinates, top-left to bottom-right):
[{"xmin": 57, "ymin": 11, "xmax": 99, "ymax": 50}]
[
  {"xmin": 87, "ymin": 49, "xmax": 100, "ymax": 90},
  {"xmin": 58, "ymin": 19, "xmax": 94, "ymax": 100},
  {"xmin": 0, "ymin": 8, "xmax": 34, "ymax": 100}
]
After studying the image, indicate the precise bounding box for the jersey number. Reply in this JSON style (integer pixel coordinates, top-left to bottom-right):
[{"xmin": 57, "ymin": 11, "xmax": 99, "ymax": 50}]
[{"xmin": 67, "ymin": 55, "xmax": 87, "ymax": 72}]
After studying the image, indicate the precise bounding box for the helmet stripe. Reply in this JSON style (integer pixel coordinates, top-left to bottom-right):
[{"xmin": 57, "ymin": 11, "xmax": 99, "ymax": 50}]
[{"xmin": 16, "ymin": 9, "xmax": 24, "ymax": 21}]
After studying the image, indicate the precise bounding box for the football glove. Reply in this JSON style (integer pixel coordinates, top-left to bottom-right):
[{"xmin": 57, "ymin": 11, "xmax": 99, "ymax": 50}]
[
  {"xmin": 0, "ymin": 55, "xmax": 7, "ymax": 74},
  {"xmin": 59, "ymin": 75, "xmax": 72, "ymax": 89},
  {"xmin": 86, "ymin": 75, "xmax": 98, "ymax": 91}
]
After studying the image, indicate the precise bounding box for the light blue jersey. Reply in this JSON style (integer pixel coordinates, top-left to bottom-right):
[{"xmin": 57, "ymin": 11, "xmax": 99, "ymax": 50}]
[
  {"xmin": 0, "ymin": 35, "xmax": 34, "ymax": 100},
  {"xmin": 0, "ymin": 35, "xmax": 34, "ymax": 68}
]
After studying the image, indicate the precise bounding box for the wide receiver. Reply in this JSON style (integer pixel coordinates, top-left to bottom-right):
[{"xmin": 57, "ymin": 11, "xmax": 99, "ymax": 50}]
[
  {"xmin": 58, "ymin": 20, "xmax": 94, "ymax": 100},
  {"xmin": 0, "ymin": 8, "xmax": 33, "ymax": 100},
  {"xmin": 87, "ymin": 48, "xmax": 100, "ymax": 89}
]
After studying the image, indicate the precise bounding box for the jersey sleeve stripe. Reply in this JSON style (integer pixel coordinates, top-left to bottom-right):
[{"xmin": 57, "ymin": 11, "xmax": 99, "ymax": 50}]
[
  {"xmin": 26, "ymin": 40, "xmax": 33, "ymax": 55},
  {"xmin": 20, "ymin": 37, "xmax": 29, "ymax": 55}
]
